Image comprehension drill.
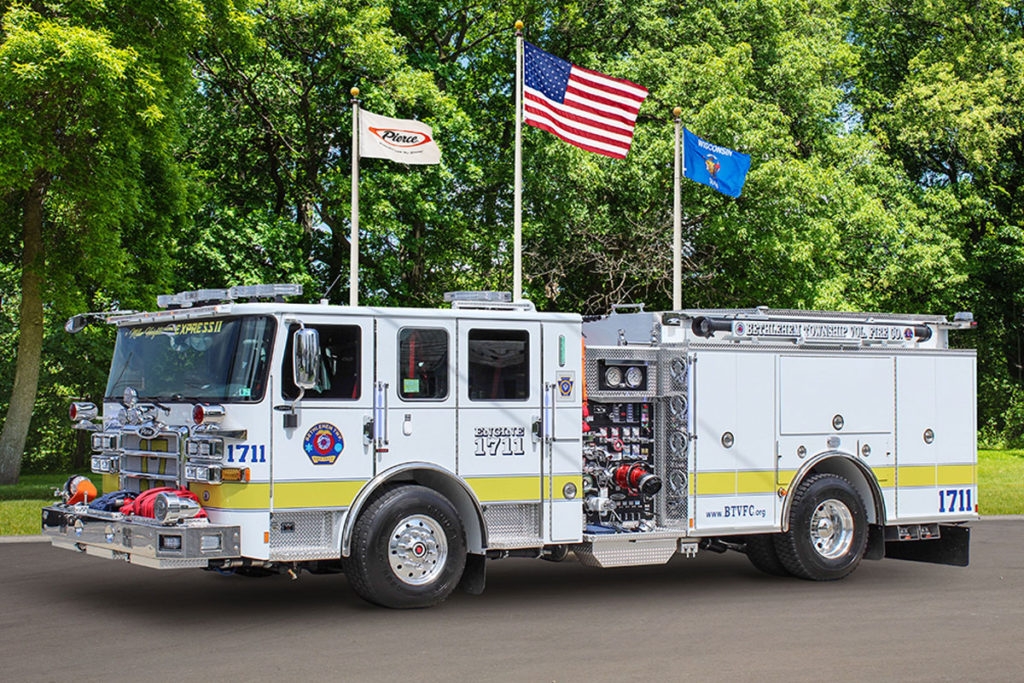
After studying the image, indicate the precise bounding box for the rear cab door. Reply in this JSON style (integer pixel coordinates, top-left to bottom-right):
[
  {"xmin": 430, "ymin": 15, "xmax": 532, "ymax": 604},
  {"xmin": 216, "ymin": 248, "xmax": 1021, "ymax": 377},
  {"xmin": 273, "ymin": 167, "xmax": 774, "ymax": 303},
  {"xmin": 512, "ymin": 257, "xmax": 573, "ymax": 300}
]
[{"xmin": 456, "ymin": 317, "xmax": 544, "ymax": 545}]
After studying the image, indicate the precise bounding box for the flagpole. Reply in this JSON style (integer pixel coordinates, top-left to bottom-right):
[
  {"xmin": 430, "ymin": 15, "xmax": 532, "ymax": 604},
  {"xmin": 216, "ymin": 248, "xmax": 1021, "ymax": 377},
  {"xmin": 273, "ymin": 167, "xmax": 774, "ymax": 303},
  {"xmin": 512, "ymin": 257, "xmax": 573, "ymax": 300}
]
[
  {"xmin": 672, "ymin": 107, "xmax": 682, "ymax": 311},
  {"xmin": 350, "ymin": 87, "xmax": 360, "ymax": 307},
  {"xmin": 513, "ymin": 20, "xmax": 524, "ymax": 302}
]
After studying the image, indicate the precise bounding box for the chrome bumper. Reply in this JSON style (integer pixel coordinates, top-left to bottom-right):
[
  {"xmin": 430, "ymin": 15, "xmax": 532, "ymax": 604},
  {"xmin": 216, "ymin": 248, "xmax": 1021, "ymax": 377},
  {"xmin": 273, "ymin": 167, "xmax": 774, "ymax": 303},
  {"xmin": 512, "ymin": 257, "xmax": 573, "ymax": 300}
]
[{"xmin": 41, "ymin": 504, "xmax": 241, "ymax": 569}]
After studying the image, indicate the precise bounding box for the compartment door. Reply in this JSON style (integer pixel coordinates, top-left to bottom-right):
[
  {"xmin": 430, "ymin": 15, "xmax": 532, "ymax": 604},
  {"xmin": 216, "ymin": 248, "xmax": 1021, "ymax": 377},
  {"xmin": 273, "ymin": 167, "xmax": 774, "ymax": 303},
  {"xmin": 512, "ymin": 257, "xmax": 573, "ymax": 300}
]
[
  {"xmin": 896, "ymin": 355, "xmax": 976, "ymax": 521},
  {"xmin": 692, "ymin": 352, "xmax": 776, "ymax": 532}
]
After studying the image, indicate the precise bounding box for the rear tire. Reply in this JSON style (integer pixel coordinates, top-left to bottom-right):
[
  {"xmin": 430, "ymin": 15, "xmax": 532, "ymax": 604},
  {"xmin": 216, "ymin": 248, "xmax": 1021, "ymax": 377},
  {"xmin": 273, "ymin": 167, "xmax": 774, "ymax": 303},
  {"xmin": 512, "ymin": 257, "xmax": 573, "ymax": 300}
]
[
  {"xmin": 774, "ymin": 473, "xmax": 868, "ymax": 581},
  {"xmin": 744, "ymin": 534, "xmax": 790, "ymax": 576},
  {"xmin": 343, "ymin": 485, "xmax": 466, "ymax": 608}
]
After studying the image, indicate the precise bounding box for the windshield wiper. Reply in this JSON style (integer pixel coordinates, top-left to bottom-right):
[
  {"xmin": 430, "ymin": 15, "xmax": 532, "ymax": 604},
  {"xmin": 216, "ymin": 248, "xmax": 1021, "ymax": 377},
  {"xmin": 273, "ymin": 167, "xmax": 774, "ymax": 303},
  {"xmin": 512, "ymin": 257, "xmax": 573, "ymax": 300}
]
[{"xmin": 108, "ymin": 350, "xmax": 135, "ymax": 396}]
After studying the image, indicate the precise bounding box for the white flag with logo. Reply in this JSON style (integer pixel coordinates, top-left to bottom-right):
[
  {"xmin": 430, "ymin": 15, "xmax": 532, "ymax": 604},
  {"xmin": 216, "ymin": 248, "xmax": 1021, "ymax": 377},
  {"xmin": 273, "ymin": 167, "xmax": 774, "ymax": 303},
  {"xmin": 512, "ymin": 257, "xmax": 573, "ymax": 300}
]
[{"xmin": 359, "ymin": 108, "xmax": 441, "ymax": 165}]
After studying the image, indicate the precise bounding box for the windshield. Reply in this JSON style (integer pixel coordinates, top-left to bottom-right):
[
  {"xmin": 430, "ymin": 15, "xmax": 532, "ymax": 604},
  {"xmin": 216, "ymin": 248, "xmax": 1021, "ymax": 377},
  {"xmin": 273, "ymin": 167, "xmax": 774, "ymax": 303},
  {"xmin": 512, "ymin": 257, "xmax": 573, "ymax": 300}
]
[{"xmin": 105, "ymin": 316, "xmax": 276, "ymax": 402}]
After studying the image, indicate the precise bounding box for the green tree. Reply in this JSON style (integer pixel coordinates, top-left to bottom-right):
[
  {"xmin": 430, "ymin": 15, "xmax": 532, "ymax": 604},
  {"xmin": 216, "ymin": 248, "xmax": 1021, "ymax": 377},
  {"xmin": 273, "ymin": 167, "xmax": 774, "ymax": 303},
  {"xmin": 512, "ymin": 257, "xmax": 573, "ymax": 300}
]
[
  {"xmin": 0, "ymin": 1, "xmax": 205, "ymax": 482},
  {"xmin": 389, "ymin": 1, "xmax": 962, "ymax": 315},
  {"xmin": 183, "ymin": 0, "xmax": 466, "ymax": 304},
  {"xmin": 847, "ymin": 0, "xmax": 1024, "ymax": 439}
]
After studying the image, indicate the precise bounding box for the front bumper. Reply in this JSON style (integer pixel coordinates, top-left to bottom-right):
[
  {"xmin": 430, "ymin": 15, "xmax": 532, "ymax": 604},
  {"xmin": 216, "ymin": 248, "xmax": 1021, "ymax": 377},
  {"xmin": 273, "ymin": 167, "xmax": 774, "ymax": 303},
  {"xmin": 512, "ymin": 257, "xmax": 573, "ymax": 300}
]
[{"xmin": 41, "ymin": 504, "xmax": 241, "ymax": 569}]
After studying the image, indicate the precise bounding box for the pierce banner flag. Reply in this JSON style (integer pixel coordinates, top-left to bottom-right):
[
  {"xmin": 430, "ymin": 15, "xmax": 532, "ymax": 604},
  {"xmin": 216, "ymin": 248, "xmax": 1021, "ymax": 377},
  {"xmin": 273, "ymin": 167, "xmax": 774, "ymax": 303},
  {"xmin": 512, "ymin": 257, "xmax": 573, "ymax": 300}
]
[
  {"xmin": 358, "ymin": 108, "xmax": 441, "ymax": 165},
  {"xmin": 682, "ymin": 128, "xmax": 751, "ymax": 198},
  {"xmin": 523, "ymin": 41, "xmax": 648, "ymax": 159}
]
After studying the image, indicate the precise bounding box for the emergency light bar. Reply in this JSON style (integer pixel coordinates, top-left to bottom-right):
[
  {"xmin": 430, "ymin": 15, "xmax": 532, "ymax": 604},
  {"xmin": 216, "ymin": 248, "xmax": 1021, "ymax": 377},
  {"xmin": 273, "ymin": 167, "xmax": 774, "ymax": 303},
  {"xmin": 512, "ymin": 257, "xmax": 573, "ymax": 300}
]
[
  {"xmin": 444, "ymin": 291, "xmax": 512, "ymax": 303},
  {"xmin": 157, "ymin": 283, "xmax": 302, "ymax": 309}
]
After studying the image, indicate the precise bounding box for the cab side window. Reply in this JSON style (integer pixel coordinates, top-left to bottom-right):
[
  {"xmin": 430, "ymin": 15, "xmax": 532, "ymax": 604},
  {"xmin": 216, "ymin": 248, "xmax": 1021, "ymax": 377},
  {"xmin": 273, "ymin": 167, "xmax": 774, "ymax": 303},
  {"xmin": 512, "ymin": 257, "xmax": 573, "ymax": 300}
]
[
  {"xmin": 282, "ymin": 324, "xmax": 361, "ymax": 400},
  {"xmin": 467, "ymin": 329, "xmax": 529, "ymax": 401},
  {"xmin": 399, "ymin": 328, "xmax": 449, "ymax": 400}
]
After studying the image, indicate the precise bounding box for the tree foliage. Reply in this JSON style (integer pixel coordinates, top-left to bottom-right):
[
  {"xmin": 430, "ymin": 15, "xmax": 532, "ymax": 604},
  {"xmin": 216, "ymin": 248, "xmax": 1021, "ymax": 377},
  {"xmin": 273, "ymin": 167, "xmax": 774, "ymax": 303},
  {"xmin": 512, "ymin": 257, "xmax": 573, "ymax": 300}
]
[
  {"xmin": 2, "ymin": 0, "xmax": 1023, "ymax": 475},
  {"xmin": 0, "ymin": 0, "xmax": 205, "ymax": 479}
]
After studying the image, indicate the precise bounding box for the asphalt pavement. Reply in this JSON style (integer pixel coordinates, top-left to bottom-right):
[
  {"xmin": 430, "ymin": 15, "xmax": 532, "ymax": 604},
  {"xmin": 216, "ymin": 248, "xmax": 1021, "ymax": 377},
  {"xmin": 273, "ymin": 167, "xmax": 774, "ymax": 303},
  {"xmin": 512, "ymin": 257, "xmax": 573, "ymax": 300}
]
[{"xmin": 2, "ymin": 519, "xmax": 1022, "ymax": 682}]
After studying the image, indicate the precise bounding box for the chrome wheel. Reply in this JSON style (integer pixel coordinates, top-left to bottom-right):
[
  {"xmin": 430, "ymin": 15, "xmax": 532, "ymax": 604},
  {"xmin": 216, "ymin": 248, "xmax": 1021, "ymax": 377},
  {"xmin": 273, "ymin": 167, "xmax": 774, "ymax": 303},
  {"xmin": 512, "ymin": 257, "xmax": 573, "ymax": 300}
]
[
  {"xmin": 809, "ymin": 498, "xmax": 854, "ymax": 559},
  {"xmin": 388, "ymin": 514, "xmax": 448, "ymax": 586}
]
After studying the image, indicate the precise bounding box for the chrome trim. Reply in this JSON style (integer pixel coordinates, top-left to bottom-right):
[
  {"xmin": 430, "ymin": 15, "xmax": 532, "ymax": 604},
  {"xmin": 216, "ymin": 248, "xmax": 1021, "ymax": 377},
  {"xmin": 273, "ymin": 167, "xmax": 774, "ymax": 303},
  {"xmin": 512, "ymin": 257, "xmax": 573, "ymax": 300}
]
[
  {"xmin": 810, "ymin": 498, "xmax": 854, "ymax": 559},
  {"xmin": 42, "ymin": 505, "xmax": 241, "ymax": 565},
  {"xmin": 340, "ymin": 462, "xmax": 487, "ymax": 557},
  {"xmin": 388, "ymin": 514, "xmax": 448, "ymax": 585},
  {"xmin": 780, "ymin": 451, "xmax": 886, "ymax": 532},
  {"xmin": 71, "ymin": 402, "xmax": 97, "ymax": 421}
]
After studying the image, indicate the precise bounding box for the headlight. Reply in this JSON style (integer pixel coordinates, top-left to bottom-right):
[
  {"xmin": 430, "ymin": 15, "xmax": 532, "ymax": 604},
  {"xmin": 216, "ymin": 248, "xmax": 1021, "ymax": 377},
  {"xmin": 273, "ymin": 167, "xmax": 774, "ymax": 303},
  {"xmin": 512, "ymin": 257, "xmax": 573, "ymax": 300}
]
[
  {"xmin": 604, "ymin": 366, "xmax": 623, "ymax": 387},
  {"xmin": 185, "ymin": 464, "xmax": 221, "ymax": 484},
  {"xmin": 625, "ymin": 366, "xmax": 644, "ymax": 388},
  {"xmin": 91, "ymin": 434, "xmax": 116, "ymax": 451},
  {"xmin": 90, "ymin": 455, "xmax": 118, "ymax": 474}
]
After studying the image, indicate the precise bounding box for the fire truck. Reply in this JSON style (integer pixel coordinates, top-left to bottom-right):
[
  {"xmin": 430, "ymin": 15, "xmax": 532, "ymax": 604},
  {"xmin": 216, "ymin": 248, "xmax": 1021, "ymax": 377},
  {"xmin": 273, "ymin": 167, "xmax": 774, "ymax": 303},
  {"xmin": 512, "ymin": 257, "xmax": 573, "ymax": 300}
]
[{"xmin": 44, "ymin": 284, "xmax": 977, "ymax": 608}]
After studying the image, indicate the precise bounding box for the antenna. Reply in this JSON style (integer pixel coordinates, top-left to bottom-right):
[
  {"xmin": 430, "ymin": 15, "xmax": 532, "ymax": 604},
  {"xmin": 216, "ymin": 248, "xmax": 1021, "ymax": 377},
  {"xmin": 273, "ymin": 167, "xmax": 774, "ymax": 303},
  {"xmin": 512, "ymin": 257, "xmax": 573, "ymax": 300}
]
[{"xmin": 320, "ymin": 272, "xmax": 344, "ymax": 304}]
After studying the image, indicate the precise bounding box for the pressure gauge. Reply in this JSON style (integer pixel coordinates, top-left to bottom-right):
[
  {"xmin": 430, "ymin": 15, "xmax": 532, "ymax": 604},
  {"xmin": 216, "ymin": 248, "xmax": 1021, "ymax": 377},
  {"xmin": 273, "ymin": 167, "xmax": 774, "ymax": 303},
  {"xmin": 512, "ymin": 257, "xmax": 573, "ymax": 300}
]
[
  {"xmin": 625, "ymin": 366, "xmax": 643, "ymax": 388},
  {"xmin": 604, "ymin": 366, "xmax": 623, "ymax": 387}
]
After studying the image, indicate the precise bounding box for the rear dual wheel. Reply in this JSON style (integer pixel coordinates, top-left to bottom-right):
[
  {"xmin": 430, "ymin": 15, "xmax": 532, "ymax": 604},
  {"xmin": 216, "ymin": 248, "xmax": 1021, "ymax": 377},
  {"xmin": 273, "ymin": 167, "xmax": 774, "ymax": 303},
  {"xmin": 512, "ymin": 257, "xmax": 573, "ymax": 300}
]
[{"xmin": 774, "ymin": 473, "xmax": 868, "ymax": 581}]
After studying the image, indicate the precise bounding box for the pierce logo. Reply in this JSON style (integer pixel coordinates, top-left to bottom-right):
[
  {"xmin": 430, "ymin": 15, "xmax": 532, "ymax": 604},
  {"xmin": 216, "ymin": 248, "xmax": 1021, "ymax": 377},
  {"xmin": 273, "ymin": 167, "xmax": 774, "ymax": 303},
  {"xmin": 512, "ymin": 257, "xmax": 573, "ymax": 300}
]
[{"xmin": 369, "ymin": 127, "xmax": 432, "ymax": 148}]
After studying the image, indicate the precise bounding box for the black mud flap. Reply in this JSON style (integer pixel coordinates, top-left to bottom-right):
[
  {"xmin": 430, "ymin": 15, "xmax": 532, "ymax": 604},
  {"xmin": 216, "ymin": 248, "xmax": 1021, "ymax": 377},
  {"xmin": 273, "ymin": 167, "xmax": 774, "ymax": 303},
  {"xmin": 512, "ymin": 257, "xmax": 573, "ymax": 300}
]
[
  {"xmin": 458, "ymin": 553, "xmax": 486, "ymax": 595},
  {"xmin": 884, "ymin": 525, "xmax": 970, "ymax": 567},
  {"xmin": 864, "ymin": 524, "xmax": 885, "ymax": 560}
]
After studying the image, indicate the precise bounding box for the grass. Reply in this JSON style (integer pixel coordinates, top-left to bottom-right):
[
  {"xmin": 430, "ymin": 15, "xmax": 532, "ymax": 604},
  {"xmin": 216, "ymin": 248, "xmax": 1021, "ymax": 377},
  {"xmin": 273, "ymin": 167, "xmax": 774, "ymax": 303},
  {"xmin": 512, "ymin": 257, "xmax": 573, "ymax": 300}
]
[
  {"xmin": 0, "ymin": 499, "xmax": 53, "ymax": 535},
  {"xmin": 0, "ymin": 473, "xmax": 79, "ymax": 502},
  {"xmin": 978, "ymin": 449, "xmax": 1024, "ymax": 515},
  {"xmin": 0, "ymin": 452, "xmax": 1021, "ymax": 535}
]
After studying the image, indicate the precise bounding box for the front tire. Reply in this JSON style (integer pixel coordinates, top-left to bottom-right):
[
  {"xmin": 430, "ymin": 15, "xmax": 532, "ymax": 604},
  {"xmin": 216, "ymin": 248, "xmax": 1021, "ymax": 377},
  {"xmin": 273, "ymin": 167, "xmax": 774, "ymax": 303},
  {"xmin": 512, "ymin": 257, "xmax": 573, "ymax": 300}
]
[
  {"xmin": 774, "ymin": 473, "xmax": 868, "ymax": 581},
  {"xmin": 343, "ymin": 485, "xmax": 466, "ymax": 608}
]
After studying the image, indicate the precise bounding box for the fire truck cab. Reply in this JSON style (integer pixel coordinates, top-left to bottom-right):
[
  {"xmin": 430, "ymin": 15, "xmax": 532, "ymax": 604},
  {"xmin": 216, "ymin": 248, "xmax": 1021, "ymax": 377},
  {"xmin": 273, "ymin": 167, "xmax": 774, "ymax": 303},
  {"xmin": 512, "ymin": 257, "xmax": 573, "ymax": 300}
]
[{"xmin": 45, "ymin": 285, "xmax": 977, "ymax": 607}]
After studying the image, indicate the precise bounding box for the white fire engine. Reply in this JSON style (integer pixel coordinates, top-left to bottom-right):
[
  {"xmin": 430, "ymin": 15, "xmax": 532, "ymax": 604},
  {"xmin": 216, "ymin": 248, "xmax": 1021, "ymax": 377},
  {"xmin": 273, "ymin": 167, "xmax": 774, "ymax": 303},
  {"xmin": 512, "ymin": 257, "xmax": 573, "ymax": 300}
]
[{"xmin": 45, "ymin": 284, "xmax": 977, "ymax": 607}]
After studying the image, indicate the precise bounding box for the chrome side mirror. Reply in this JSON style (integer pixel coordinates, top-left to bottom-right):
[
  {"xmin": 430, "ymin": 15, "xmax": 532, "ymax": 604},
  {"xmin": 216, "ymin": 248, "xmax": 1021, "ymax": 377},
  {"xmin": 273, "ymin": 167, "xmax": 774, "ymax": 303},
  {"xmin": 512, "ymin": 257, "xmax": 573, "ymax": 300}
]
[
  {"xmin": 293, "ymin": 328, "xmax": 320, "ymax": 390},
  {"xmin": 65, "ymin": 314, "xmax": 89, "ymax": 334}
]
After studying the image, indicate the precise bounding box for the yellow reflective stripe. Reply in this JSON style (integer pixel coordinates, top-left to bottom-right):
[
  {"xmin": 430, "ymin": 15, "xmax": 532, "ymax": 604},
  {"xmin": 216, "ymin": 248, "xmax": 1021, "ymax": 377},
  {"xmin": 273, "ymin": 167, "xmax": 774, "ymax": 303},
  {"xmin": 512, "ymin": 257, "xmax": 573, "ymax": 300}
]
[
  {"xmin": 191, "ymin": 483, "xmax": 270, "ymax": 509},
  {"xmin": 778, "ymin": 470, "xmax": 798, "ymax": 489},
  {"xmin": 937, "ymin": 464, "xmax": 975, "ymax": 486},
  {"xmin": 899, "ymin": 465, "xmax": 936, "ymax": 487},
  {"xmin": 467, "ymin": 476, "xmax": 541, "ymax": 502},
  {"xmin": 274, "ymin": 481, "xmax": 363, "ymax": 509},
  {"xmin": 873, "ymin": 466, "xmax": 895, "ymax": 486},
  {"xmin": 546, "ymin": 475, "xmax": 583, "ymax": 499},
  {"xmin": 737, "ymin": 470, "xmax": 774, "ymax": 494},
  {"xmin": 897, "ymin": 464, "xmax": 976, "ymax": 487},
  {"xmin": 696, "ymin": 471, "xmax": 736, "ymax": 495}
]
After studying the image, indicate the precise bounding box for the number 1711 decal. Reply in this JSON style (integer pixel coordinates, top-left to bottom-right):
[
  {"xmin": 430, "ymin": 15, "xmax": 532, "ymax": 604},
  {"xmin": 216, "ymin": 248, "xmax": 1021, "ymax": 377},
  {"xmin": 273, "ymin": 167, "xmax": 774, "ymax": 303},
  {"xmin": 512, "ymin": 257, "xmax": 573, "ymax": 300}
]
[
  {"xmin": 938, "ymin": 488, "xmax": 972, "ymax": 513},
  {"xmin": 227, "ymin": 444, "xmax": 266, "ymax": 463}
]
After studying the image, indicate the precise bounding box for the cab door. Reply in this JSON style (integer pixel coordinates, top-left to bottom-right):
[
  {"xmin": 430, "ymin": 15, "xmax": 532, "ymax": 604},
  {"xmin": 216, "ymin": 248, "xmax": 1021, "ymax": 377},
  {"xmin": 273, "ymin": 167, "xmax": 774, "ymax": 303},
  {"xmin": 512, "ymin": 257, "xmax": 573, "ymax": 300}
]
[
  {"xmin": 271, "ymin": 318, "xmax": 375, "ymax": 512},
  {"xmin": 456, "ymin": 320, "xmax": 543, "ymax": 541},
  {"xmin": 374, "ymin": 316, "xmax": 456, "ymax": 473}
]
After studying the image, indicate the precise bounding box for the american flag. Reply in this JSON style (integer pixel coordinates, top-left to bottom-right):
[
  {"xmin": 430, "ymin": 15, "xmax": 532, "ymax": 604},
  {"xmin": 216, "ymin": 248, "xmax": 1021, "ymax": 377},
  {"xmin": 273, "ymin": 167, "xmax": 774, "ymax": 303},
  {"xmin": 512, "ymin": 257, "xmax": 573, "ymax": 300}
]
[{"xmin": 523, "ymin": 41, "xmax": 648, "ymax": 159}]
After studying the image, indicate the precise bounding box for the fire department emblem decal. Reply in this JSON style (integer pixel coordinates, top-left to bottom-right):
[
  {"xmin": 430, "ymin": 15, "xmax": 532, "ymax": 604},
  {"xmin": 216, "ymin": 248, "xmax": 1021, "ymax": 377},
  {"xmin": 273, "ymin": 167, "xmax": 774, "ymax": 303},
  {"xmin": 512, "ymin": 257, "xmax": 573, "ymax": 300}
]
[
  {"xmin": 303, "ymin": 422, "xmax": 344, "ymax": 465},
  {"xmin": 556, "ymin": 371, "xmax": 575, "ymax": 401}
]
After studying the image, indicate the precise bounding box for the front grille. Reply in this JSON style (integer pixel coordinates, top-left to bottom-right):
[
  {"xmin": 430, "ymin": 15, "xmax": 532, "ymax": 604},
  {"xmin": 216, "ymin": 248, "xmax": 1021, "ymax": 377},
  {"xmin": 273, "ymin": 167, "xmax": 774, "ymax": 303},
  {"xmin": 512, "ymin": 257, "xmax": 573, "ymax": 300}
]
[{"xmin": 117, "ymin": 432, "xmax": 184, "ymax": 492}]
